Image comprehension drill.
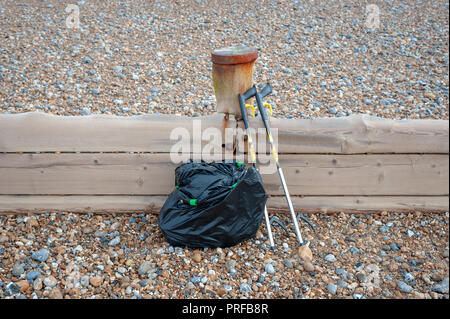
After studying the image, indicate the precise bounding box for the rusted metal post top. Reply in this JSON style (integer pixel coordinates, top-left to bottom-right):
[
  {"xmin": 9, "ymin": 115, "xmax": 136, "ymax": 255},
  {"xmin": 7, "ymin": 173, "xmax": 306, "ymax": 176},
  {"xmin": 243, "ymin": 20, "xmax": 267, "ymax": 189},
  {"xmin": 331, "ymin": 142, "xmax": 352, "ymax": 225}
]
[
  {"xmin": 211, "ymin": 46, "xmax": 258, "ymax": 65},
  {"xmin": 211, "ymin": 46, "xmax": 258, "ymax": 116}
]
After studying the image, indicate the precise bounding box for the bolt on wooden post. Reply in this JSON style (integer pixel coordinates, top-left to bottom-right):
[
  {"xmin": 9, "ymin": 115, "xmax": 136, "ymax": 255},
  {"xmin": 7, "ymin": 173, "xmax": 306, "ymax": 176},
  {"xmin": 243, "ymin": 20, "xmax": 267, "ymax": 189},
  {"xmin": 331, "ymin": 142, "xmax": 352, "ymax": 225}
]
[{"xmin": 211, "ymin": 46, "xmax": 258, "ymax": 117}]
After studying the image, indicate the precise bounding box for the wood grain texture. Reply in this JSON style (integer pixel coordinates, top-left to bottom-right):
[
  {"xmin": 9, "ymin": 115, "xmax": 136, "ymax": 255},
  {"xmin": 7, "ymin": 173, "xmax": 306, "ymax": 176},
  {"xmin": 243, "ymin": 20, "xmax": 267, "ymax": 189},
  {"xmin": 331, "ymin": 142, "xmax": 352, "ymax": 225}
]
[
  {"xmin": 245, "ymin": 115, "xmax": 449, "ymax": 154},
  {"xmin": 0, "ymin": 153, "xmax": 447, "ymax": 196},
  {"xmin": 0, "ymin": 195, "xmax": 447, "ymax": 213},
  {"xmin": 0, "ymin": 112, "xmax": 447, "ymax": 153}
]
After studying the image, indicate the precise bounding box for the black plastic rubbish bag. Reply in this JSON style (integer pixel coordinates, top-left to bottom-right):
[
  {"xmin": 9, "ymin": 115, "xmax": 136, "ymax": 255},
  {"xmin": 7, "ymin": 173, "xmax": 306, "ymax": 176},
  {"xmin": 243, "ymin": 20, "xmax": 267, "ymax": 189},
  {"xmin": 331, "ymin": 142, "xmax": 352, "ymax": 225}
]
[{"xmin": 158, "ymin": 160, "xmax": 267, "ymax": 248}]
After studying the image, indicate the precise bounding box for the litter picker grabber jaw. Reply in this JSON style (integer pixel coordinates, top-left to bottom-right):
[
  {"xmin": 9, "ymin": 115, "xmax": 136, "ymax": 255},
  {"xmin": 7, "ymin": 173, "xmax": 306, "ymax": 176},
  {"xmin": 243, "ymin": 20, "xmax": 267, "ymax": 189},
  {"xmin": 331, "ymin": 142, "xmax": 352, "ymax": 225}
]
[
  {"xmin": 254, "ymin": 83, "xmax": 307, "ymax": 247},
  {"xmin": 238, "ymin": 88, "xmax": 276, "ymax": 250}
]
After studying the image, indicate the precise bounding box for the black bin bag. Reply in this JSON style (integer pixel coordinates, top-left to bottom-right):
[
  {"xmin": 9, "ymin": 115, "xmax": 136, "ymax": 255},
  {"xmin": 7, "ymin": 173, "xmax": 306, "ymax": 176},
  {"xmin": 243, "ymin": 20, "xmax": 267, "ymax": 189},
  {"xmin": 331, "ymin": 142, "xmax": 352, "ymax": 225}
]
[{"xmin": 158, "ymin": 160, "xmax": 267, "ymax": 248}]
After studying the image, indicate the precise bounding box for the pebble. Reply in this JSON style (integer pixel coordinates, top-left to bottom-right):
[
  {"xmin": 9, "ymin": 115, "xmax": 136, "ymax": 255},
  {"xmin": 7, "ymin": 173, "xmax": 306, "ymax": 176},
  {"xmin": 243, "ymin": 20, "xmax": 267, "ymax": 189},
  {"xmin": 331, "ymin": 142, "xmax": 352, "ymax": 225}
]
[
  {"xmin": 432, "ymin": 273, "xmax": 443, "ymax": 282},
  {"xmin": 335, "ymin": 268, "xmax": 347, "ymax": 277},
  {"xmin": 350, "ymin": 246, "xmax": 360, "ymax": 255},
  {"xmin": 431, "ymin": 277, "xmax": 449, "ymax": 294},
  {"xmin": 356, "ymin": 273, "xmax": 367, "ymax": 284},
  {"xmin": 12, "ymin": 264, "xmax": 24, "ymax": 277},
  {"xmin": 283, "ymin": 258, "xmax": 293, "ymax": 269},
  {"xmin": 33, "ymin": 277, "xmax": 43, "ymax": 291},
  {"xmin": 265, "ymin": 263, "xmax": 275, "ymax": 275},
  {"xmin": 26, "ymin": 270, "xmax": 42, "ymax": 282},
  {"xmin": 186, "ymin": 282, "xmax": 195, "ymax": 290},
  {"xmin": 138, "ymin": 261, "xmax": 155, "ymax": 276},
  {"xmin": 192, "ymin": 251, "xmax": 202, "ymax": 263},
  {"xmin": 327, "ymin": 283, "xmax": 337, "ymax": 295},
  {"xmin": 422, "ymin": 274, "xmax": 432, "ymax": 285},
  {"xmin": 240, "ymin": 283, "xmax": 252, "ymax": 294},
  {"xmin": 31, "ymin": 248, "xmax": 49, "ymax": 262},
  {"xmin": 4, "ymin": 283, "xmax": 20, "ymax": 296},
  {"xmin": 0, "ymin": 1, "xmax": 446, "ymax": 120},
  {"xmin": 404, "ymin": 273, "xmax": 415, "ymax": 283},
  {"xmin": 298, "ymin": 244, "xmax": 313, "ymax": 262},
  {"xmin": 43, "ymin": 276, "xmax": 58, "ymax": 288},
  {"xmin": 225, "ymin": 260, "xmax": 237, "ymax": 273},
  {"xmin": 89, "ymin": 277, "xmax": 103, "ymax": 288},
  {"xmin": 0, "ymin": 210, "xmax": 447, "ymax": 299},
  {"xmin": 48, "ymin": 288, "xmax": 63, "ymax": 299},
  {"xmin": 81, "ymin": 107, "xmax": 91, "ymax": 115},
  {"xmin": 398, "ymin": 281, "xmax": 413, "ymax": 293},
  {"xmin": 108, "ymin": 236, "xmax": 120, "ymax": 247},
  {"xmin": 324, "ymin": 254, "xmax": 337, "ymax": 263},
  {"xmin": 303, "ymin": 262, "xmax": 315, "ymax": 272},
  {"xmin": 406, "ymin": 230, "xmax": 415, "ymax": 237},
  {"xmin": 80, "ymin": 275, "xmax": 90, "ymax": 288},
  {"xmin": 336, "ymin": 280, "xmax": 347, "ymax": 289},
  {"xmin": 442, "ymin": 249, "xmax": 449, "ymax": 258}
]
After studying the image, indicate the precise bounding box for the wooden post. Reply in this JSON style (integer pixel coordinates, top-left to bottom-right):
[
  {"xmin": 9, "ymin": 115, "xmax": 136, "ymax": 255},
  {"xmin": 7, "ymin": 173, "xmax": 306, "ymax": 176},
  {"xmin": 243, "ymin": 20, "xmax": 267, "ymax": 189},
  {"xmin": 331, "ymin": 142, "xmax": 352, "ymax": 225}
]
[{"xmin": 211, "ymin": 46, "xmax": 258, "ymax": 116}]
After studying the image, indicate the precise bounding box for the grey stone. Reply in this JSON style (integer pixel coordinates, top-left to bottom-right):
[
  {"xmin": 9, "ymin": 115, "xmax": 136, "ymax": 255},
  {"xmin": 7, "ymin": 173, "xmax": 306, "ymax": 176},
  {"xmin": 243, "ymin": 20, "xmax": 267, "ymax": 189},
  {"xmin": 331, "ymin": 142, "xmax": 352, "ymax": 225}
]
[
  {"xmin": 138, "ymin": 261, "xmax": 155, "ymax": 275},
  {"xmin": 325, "ymin": 254, "xmax": 337, "ymax": 263},
  {"xmin": 240, "ymin": 283, "xmax": 252, "ymax": 293},
  {"xmin": 431, "ymin": 273, "xmax": 443, "ymax": 282},
  {"xmin": 350, "ymin": 246, "xmax": 360, "ymax": 255},
  {"xmin": 431, "ymin": 277, "xmax": 449, "ymax": 294},
  {"xmin": 125, "ymin": 286, "xmax": 132, "ymax": 295},
  {"xmin": 327, "ymin": 283, "xmax": 337, "ymax": 295},
  {"xmin": 108, "ymin": 236, "xmax": 120, "ymax": 247},
  {"xmin": 356, "ymin": 273, "xmax": 367, "ymax": 283},
  {"xmin": 80, "ymin": 275, "xmax": 90, "ymax": 287},
  {"xmin": 31, "ymin": 248, "xmax": 49, "ymax": 262},
  {"xmin": 404, "ymin": 272, "xmax": 415, "ymax": 283},
  {"xmin": 390, "ymin": 243, "xmax": 400, "ymax": 251},
  {"xmin": 94, "ymin": 230, "xmax": 106, "ymax": 238},
  {"xmin": 284, "ymin": 258, "xmax": 293, "ymax": 269},
  {"xmin": 265, "ymin": 263, "xmax": 275, "ymax": 275},
  {"xmin": 43, "ymin": 276, "xmax": 58, "ymax": 288},
  {"xmin": 225, "ymin": 260, "xmax": 236, "ymax": 273},
  {"xmin": 336, "ymin": 280, "xmax": 348, "ymax": 289},
  {"xmin": 26, "ymin": 270, "xmax": 42, "ymax": 281},
  {"xmin": 186, "ymin": 281, "xmax": 195, "ymax": 290},
  {"xmin": 81, "ymin": 107, "xmax": 91, "ymax": 115},
  {"xmin": 398, "ymin": 281, "xmax": 413, "ymax": 293},
  {"xmin": 4, "ymin": 282, "xmax": 20, "ymax": 296},
  {"xmin": 12, "ymin": 264, "xmax": 25, "ymax": 277},
  {"xmin": 113, "ymin": 66, "xmax": 123, "ymax": 73}
]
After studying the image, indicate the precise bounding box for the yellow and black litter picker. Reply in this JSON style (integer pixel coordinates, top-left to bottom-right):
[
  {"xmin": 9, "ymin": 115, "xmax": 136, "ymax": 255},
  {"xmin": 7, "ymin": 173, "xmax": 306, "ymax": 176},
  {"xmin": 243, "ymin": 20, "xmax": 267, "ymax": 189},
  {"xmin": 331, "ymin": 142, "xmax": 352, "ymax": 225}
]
[
  {"xmin": 238, "ymin": 87, "xmax": 275, "ymax": 249},
  {"xmin": 254, "ymin": 83, "xmax": 308, "ymax": 247}
]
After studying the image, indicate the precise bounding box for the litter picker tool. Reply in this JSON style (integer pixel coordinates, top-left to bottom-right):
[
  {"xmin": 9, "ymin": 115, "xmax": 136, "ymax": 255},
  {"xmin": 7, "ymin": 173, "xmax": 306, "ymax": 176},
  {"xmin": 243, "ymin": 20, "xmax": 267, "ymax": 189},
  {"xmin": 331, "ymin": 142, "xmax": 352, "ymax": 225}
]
[
  {"xmin": 238, "ymin": 87, "xmax": 275, "ymax": 249},
  {"xmin": 254, "ymin": 83, "xmax": 307, "ymax": 246}
]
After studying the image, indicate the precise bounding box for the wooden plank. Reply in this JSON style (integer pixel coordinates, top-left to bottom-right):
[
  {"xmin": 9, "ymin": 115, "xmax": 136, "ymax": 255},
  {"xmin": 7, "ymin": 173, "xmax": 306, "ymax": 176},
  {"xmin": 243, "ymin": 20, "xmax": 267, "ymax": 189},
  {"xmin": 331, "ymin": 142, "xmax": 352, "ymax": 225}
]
[
  {"xmin": 269, "ymin": 196, "xmax": 449, "ymax": 212},
  {"xmin": 0, "ymin": 112, "xmax": 230, "ymax": 153},
  {"xmin": 0, "ymin": 112, "xmax": 447, "ymax": 154},
  {"xmin": 246, "ymin": 115, "xmax": 450, "ymax": 154},
  {"xmin": 0, "ymin": 195, "xmax": 447, "ymax": 213},
  {"xmin": 0, "ymin": 153, "xmax": 448, "ymax": 196}
]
